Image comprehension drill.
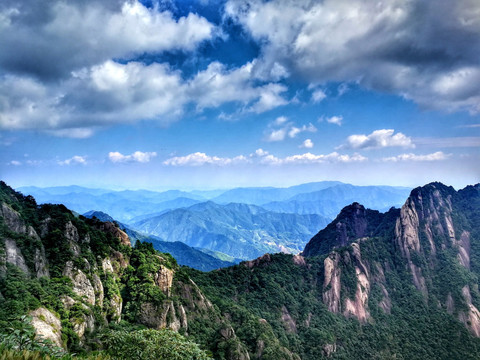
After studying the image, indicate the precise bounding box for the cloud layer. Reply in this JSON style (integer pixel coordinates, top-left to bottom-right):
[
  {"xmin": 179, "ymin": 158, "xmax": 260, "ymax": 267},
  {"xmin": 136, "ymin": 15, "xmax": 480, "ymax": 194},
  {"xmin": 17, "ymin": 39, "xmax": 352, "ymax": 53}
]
[
  {"xmin": 225, "ymin": 0, "xmax": 480, "ymax": 112},
  {"xmin": 341, "ymin": 129, "xmax": 414, "ymax": 150}
]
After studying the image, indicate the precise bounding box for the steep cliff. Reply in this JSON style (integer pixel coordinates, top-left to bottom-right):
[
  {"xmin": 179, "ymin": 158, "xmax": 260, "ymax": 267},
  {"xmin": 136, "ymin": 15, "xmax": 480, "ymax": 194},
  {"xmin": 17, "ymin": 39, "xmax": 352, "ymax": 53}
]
[
  {"xmin": 0, "ymin": 181, "xmax": 248, "ymax": 358},
  {"xmin": 190, "ymin": 182, "xmax": 480, "ymax": 359}
]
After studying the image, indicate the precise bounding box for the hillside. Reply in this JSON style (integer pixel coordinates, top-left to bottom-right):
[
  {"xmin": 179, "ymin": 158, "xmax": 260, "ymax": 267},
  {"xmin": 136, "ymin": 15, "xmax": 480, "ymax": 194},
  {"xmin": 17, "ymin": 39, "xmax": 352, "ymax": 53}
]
[
  {"xmin": 83, "ymin": 210, "xmax": 235, "ymax": 271},
  {"xmin": 2, "ymin": 181, "xmax": 480, "ymax": 359},
  {"xmin": 189, "ymin": 182, "xmax": 480, "ymax": 359},
  {"xmin": 132, "ymin": 201, "xmax": 330, "ymax": 260}
]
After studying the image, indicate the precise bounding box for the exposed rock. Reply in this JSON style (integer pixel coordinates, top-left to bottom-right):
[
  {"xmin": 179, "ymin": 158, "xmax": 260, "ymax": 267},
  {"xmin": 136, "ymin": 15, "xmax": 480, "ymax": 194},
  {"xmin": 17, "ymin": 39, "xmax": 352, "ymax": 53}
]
[
  {"xmin": 281, "ymin": 306, "xmax": 297, "ymax": 333},
  {"xmin": 395, "ymin": 197, "xmax": 428, "ymax": 295},
  {"xmin": 65, "ymin": 221, "xmax": 81, "ymax": 256},
  {"xmin": 60, "ymin": 295, "xmax": 76, "ymax": 310},
  {"xmin": 34, "ymin": 245, "xmax": 49, "ymax": 278},
  {"xmin": 39, "ymin": 218, "xmax": 51, "ymax": 237},
  {"xmin": 459, "ymin": 286, "xmax": 480, "ymax": 337},
  {"xmin": 154, "ymin": 265, "xmax": 174, "ymax": 296},
  {"xmin": 93, "ymin": 274, "xmax": 104, "ymax": 307},
  {"xmin": 323, "ymin": 343, "xmax": 337, "ymax": 357},
  {"xmin": 457, "ymin": 231, "xmax": 471, "ymax": 270},
  {"xmin": 4, "ymin": 238, "xmax": 30, "ymax": 275},
  {"xmin": 446, "ymin": 293, "xmax": 455, "ymax": 314},
  {"xmin": 323, "ymin": 253, "xmax": 341, "ymax": 314},
  {"xmin": 335, "ymin": 203, "xmax": 368, "ymax": 248},
  {"xmin": 109, "ymin": 294, "xmax": 123, "ymax": 322},
  {"xmin": 29, "ymin": 307, "xmax": 63, "ymax": 348},
  {"xmin": 342, "ymin": 243, "xmax": 370, "ymax": 322},
  {"xmin": 245, "ymin": 253, "xmax": 271, "ymax": 269},
  {"xmin": 138, "ymin": 301, "xmax": 183, "ymax": 331},
  {"xmin": 101, "ymin": 258, "xmax": 114, "ymax": 273},
  {"xmin": 96, "ymin": 222, "xmax": 131, "ymax": 247},
  {"xmin": 0, "ymin": 202, "xmax": 26, "ymax": 233},
  {"xmin": 176, "ymin": 279, "xmax": 214, "ymax": 312},
  {"xmin": 63, "ymin": 261, "xmax": 95, "ymax": 305},
  {"xmin": 343, "ymin": 266, "xmax": 370, "ymax": 322},
  {"xmin": 292, "ymin": 254, "xmax": 307, "ymax": 266},
  {"xmin": 73, "ymin": 313, "xmax": 95, "ymax": 339}
]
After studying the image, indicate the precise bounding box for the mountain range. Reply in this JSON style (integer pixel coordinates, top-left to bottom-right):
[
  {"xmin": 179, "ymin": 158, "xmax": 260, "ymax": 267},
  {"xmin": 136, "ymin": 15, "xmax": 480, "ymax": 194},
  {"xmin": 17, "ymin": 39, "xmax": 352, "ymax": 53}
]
[
  {"xmin": 2, "ymin": 180, "xmax": 480, "ymax": 359},
  {"xmin": 18, "ymin": 182, "xmax": 411, "ymax": 265}
]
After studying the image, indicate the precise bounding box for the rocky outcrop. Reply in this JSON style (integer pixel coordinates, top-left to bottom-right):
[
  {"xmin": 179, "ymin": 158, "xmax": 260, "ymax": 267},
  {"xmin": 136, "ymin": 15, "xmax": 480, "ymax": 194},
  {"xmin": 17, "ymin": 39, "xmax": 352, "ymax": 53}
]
[
  {"xmin": 65, "ymin": 221, "xmax": 81, "ymax": 256},
  {"xmin": 154, "ymin": 265, "xmax": 174, "ymax": 296},
  {"xmin": 29, "ymin": 307, "xmax": 63, "ymax": 348},
  {"xmin": 281, "ymin": 306, "xmax": 297, "ymax": 333},
  {"xmin": 4, "ymin": 238, "xmax": 30, "ymax": 275},
  {"xmin": 322, "ymin": 243, "xmax": 372, "ymax": 322},
  {"xmin": 96, "ymin": 222, "xmax": 131, "ymax": 247},
  {"xmin": 395, "ymin": 197, "xmax": 427, "ymax": 295},
  {"xmin": 0, "ymin": 202, "xmax": 27, "ymax": 234},
  {"xmin": 459, "ymin": 286, "xmax": 480, "ymax": 337},
  {"xmin": 138, "ymin": 301, "xmax": 183, "ymax": 331},
  {"xmin": 342, "ymin": 244, "xmax": 370, "ymax": 322},
  {"xmin": 323, "ymin": 253, "xmax": 341, "ymax": 314},
  {"xmin": 34, "ymin": 245, "xmax": 49, "ymax": 278},
  {"xmin": 63, "ymin": 261, "xmax": 95, "ymax": 305},
  {"xmin": 109, "ymin": 294, "xmax": 123, "ymax": 322}
]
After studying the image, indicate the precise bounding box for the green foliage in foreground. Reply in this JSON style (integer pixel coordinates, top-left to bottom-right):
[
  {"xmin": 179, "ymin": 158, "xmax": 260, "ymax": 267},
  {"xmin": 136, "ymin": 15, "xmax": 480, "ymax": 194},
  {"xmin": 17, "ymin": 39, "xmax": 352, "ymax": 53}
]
[{"xmin": 103, "ymin": 329, "xmax": 212, "ymax": 360}]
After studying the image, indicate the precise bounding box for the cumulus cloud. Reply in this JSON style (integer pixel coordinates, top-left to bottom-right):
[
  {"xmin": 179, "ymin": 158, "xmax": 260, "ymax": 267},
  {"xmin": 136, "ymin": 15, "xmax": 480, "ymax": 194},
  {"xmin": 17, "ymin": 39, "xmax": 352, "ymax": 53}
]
[
  {"xmin": 311, "ymin": 89, "xmax": 326, "ymax": 103},
  {"xmin": 381, "ymin": 151, "xmax": 450, "ymax": 162},
  {"xmin": 328, "ymin": 116, "xmax": 343, "ymax": 126},
  {"xmin": 163, "ymin": 152, "xmax": 249, "ymax": 166},
  {"xmin": 261, "ymin": 152, "xmax": 367, "ymax": 165},
  {"xmin": 341, "ymin": 129, "xmax": 414, "ymax": 150},
  {"xmin": 0, "ymin": 0, "xmax": 215, "ymax": 80},
  {"xmin": 57, "ymin": 155, "xmax": 87, "ymax": 166},
  {"xmin": 225, "ymin": 0, "xmax": 480, "ymax": 112},
  {"xmin": 265, "ymin": 118, "xmax": 316, "ymax": 142},
  {"xmin": 0, "ymin": 58, "xmax": 290, "ymax": 134},
  {"xmin": 300, "ymin": 139, "xmax": 314, "ymax": 148},
  {"xmin": 108, "ymin": 151, "xmax": 157, "ymax": 163}
]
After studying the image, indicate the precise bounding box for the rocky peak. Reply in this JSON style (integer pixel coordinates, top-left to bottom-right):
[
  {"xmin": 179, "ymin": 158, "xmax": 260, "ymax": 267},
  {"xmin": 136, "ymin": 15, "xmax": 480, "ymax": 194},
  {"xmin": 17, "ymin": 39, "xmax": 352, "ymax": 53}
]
[
  {"xmin": 95, "ymin": 221, "xmax": 131, "ymax": 247},
  {"xmin": 303, "ymin": 202, "xmax": 384, "ymax": 257}
]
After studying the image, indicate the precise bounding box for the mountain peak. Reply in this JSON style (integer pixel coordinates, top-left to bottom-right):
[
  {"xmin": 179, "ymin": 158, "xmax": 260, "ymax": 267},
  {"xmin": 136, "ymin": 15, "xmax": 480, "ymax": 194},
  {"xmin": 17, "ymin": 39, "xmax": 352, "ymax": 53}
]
[{"xmin": 302, "ymin": 202, "xmax": 386, "ymax": 257}]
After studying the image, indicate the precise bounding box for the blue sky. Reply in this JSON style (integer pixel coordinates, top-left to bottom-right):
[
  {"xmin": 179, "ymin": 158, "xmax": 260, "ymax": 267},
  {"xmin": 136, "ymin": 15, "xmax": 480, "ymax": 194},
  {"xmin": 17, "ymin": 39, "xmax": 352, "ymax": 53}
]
[{"xmin": 1, "ymin": 0, "xmax": 479, "ymax": 190}]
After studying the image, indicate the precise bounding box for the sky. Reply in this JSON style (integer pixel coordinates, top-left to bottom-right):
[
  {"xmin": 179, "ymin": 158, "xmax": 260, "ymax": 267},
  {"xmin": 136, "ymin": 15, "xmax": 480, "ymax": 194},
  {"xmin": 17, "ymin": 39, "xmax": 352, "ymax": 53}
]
[{"xmin": 0, "ymin": 0, "xmax": 479, "ymax": 190}]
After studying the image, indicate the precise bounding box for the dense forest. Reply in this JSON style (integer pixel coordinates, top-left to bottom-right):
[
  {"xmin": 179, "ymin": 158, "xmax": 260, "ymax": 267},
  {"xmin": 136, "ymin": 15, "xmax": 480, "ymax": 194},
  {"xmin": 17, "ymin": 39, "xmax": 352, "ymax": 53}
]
[{"xmin": 1, "ymin": 181, "xmax": 480, "ymax": 359}]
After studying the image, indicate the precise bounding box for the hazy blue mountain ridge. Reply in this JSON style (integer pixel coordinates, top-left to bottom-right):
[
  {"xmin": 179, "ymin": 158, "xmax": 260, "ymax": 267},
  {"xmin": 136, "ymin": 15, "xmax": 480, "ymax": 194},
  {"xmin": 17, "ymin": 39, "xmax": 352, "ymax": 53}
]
[{"xmin": 132, "ymin": 201, "xmax": 330, "ymax": 260}]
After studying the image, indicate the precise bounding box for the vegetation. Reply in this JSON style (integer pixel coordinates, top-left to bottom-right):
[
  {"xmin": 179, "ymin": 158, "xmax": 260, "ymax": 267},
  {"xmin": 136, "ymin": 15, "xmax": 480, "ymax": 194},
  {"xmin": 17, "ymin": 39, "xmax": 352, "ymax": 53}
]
[{"xmin": 2, "ymin": 180, "xmax": 480, "ymax": 359}]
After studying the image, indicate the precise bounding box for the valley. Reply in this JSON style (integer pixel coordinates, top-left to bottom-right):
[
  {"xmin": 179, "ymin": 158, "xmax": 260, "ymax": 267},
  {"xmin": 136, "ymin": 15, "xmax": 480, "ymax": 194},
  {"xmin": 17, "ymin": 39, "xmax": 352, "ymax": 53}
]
[{"xmin": 1, "ymin": 180, "xmax": 480, "ymax": 359}]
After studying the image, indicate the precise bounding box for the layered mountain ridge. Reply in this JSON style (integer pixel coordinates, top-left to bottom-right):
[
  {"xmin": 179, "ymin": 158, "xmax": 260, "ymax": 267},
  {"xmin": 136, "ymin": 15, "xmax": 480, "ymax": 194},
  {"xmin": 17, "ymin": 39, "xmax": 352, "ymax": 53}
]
[{"xmin": 2, "ymin": 181, "xmax": 480, "ymax": 359}]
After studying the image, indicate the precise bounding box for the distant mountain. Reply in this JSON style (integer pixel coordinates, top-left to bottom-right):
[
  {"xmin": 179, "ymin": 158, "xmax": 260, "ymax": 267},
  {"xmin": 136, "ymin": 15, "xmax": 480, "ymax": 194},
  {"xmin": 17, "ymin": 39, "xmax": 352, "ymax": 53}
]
[
  {"xmin": 131, "ymin": 201, "xmax": 330, "ymax": 260},
  {"xmin": 211, "ymin": 181, "xmax": 344, "ymax": 205},
  {"xmin": 18, "ymin": 187, "xmax": 205, "ymax": 222},
  {"xmin": 262, "ymin": 184, "xmax": 410, "ymax": 218},
  {"xmin": 82, "ymin": 210, "xmax": 234, "ymax": 271}
]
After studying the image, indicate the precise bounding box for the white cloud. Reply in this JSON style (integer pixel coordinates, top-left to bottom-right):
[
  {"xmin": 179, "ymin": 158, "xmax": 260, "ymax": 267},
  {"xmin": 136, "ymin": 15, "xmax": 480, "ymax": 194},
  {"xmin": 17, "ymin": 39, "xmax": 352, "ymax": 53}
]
[
  {"xmin": 326, "ymin": 116, "xmax": 343, "ymax": 126},
  {"xmin": 266, "ymin": 128, "xmax": 288, "ymax": 142},
  {"xmin": 283, "ymin": 152, "xmax": 367, "ymax": 164},
  {"xmin": 58, "ymin": 155, "xmax": 87, "ymax": 166},
  {"xmin": 0, "ymin": 1, "xmax": 216, "ymax": 80},
  {"xmin": 108, "ymin": 151, "xmax": 157, "ymax": 163},
  {"xmin": 341, "ymin": 129, "xmax": 414, "ymax": 150},
  {"xmin": 300, "ymin": 139, "xmax": 314, "ymax": 148},
  {"xmin": 311, "ymin": 89, "xmax": 326, "ymax": 103},
  {"xmin": 381, "ymin": 151, "xmax": 450, "ymax": 162},
  {"xmin": 163, "ymin": 152, "xmax": 249, "ymax": 166},
  {"xmin": 225, "ymin": 0, "xmax": 480, "ymax": 113},
  {"xmin": 8, "ymin": 160, "xmax": 21, "ymax": 166},
  {"xmin": 253, "ymin": 148, "xmax": 269, "ymax": 157},
  {"xmin": 274, "ymin": 116, "xmax": 288, "ymax": 126}
]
